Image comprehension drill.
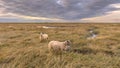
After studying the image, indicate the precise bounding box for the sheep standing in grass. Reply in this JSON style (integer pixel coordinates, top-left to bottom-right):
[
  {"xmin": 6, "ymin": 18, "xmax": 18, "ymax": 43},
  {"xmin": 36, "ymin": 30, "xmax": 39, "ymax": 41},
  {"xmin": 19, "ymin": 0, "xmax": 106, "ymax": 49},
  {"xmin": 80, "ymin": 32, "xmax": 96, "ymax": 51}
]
[
  {"xmin": 48, "ymin": 40, "xmax": 71, "ymax": 52},
  {"xmin": 39, "ymin": 32, "xmax": 48, "ymax": 42}
]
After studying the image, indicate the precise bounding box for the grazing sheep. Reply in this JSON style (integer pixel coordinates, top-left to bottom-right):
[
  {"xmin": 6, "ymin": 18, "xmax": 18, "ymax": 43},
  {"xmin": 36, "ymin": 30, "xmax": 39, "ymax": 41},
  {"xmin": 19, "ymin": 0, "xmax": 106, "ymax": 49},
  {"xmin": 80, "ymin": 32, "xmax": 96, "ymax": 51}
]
[
  {"xmin": 48, "ymin": 40, "xmax": 71, "ymax": 52},
  {"xmin": 8, "ymin": 25, "xmax": 14, "ymax": 29},
  {"xmin": 39, "ymin": 32, "xmax": 48, "ymax": 42}
]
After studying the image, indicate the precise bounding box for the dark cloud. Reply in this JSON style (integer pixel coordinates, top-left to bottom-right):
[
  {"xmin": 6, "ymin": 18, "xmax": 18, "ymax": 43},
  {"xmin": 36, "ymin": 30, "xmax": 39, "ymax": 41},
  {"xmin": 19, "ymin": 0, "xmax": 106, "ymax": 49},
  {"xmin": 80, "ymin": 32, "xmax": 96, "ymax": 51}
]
[{"xmin": 1, "ymin": 0, "xmax": 120, "ymax": 20}]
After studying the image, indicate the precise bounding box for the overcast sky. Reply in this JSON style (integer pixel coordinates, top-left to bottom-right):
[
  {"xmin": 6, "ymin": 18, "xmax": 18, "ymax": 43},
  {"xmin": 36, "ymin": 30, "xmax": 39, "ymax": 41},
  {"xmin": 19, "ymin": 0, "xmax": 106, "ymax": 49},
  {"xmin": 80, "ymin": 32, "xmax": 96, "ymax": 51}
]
[{"xmin": 0, "ymin": 0, "xmax": 120, "ymax": 22}]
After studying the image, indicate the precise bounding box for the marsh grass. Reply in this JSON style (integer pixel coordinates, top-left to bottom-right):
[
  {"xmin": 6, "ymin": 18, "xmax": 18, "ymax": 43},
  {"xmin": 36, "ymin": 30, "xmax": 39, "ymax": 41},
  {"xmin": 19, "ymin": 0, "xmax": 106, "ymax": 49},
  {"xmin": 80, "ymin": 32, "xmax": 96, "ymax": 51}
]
[{"xmin": 0, "ymin": 23, "xmax": 120, "ymax": 68}]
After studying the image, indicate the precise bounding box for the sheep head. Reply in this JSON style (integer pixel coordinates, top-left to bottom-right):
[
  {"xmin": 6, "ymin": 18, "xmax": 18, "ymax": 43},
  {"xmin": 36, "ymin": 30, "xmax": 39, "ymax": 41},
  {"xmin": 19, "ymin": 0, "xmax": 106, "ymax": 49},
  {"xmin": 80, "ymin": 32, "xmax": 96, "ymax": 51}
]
[{"xmin": 64, "ymin": 40, "xmax": 71, "ymax": 46}]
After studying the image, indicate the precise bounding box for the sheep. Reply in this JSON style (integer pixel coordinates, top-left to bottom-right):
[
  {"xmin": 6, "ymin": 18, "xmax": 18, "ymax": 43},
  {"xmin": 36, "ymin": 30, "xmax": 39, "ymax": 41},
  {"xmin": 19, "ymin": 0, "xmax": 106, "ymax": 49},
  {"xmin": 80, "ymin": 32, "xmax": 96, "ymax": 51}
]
[
  {"xmin": 48, "ymin": 40, "xmax": 71, "ymax": 52},
  {"xmin": 39, "ymin": 32, "xmax": 48, "ymax": 42},
  {"xmin": 8, "ymin": 25, "xmax": 14, "ymax": 29}
]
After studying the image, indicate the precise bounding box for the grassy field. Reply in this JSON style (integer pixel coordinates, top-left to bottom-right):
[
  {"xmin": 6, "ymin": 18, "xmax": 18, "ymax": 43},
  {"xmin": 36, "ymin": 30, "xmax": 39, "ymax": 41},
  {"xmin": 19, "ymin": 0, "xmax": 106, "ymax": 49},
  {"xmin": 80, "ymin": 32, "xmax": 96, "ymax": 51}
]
[{"xmin": 0, "ymin": 23, "xmax": 120, "ymax": 68}]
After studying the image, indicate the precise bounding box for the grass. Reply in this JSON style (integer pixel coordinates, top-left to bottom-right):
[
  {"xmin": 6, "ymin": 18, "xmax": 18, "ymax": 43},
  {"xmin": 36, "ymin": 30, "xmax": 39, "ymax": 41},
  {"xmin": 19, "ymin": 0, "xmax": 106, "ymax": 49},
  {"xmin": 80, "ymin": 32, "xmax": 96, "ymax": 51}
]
[{"xmin": 0, "ymin": 23, "xmax": 120, "ymax": 68}]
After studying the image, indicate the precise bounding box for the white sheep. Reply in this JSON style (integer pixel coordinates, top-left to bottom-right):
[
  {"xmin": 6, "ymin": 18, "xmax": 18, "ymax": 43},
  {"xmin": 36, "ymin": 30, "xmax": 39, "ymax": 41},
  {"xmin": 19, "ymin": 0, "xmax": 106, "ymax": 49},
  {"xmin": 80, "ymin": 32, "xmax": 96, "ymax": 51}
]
[
  {"xmin": 48, "ymin": 40, "xmax": 71, "ymax": 52},
  {"xmin": 39, "ymin": 32, "xmax": 48, "ymax": 42}
]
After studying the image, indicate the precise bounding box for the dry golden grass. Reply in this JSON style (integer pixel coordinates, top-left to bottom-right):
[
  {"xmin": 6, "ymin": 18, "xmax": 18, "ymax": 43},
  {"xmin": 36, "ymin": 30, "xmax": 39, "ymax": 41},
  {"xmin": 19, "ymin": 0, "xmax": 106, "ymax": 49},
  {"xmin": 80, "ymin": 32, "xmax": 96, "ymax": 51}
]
[{"xmin": 0, "ymin": 23, "xmax": 120, "ymax": 68}]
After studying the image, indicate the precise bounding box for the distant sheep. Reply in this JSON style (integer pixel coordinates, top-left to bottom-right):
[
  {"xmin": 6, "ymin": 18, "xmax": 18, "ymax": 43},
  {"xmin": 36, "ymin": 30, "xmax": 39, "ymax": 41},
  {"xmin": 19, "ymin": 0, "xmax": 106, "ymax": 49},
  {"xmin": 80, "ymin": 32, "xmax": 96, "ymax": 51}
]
[
  {"xmin": 8, "ymin": 25, "xmax": 14, "ymax": 28},
  {"xmin": 48, "ymin": 40, "xmax": 71, "ymax": 52},
  {"xmin": 39, "ymin": 32, "xmax": 48, "ymax": 42}
]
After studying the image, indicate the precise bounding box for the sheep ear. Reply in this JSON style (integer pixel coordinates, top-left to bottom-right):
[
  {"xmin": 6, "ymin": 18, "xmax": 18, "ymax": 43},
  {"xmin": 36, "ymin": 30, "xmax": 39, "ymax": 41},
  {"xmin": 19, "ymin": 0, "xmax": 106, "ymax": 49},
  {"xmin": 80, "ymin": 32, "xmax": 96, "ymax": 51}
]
[
  {"xmin": 67, "ymin": 40, "xmax": 71, "ymax": 43},
  {"xmin": 64, "ymin": 40, "xmax": 71, "ymax": 45}
]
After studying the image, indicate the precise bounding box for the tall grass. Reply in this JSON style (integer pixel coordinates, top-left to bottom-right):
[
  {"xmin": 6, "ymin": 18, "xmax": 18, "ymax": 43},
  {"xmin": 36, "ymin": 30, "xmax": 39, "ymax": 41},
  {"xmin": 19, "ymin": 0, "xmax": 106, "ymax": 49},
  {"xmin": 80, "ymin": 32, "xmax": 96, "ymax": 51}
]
[{"xmin": 0, "ymin": 23, "xmax": 120, "ymax": 68}]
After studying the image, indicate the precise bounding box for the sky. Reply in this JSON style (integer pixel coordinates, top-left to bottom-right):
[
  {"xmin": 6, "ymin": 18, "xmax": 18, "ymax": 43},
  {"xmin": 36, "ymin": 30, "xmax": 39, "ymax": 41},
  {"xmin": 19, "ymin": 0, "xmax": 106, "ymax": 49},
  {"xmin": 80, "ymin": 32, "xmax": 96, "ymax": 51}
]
[{"xmin": 0, "ymin": 0, "xmax": 120, "ymax": 22}]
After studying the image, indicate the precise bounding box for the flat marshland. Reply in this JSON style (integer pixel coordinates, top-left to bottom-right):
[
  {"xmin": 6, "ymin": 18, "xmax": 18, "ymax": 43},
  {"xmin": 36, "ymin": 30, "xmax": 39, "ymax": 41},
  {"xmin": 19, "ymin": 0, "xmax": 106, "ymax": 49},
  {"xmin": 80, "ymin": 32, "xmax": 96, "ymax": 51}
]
[{"xmin": 0, "ymin": 23, "xmax": 120, "ymax": 68}]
